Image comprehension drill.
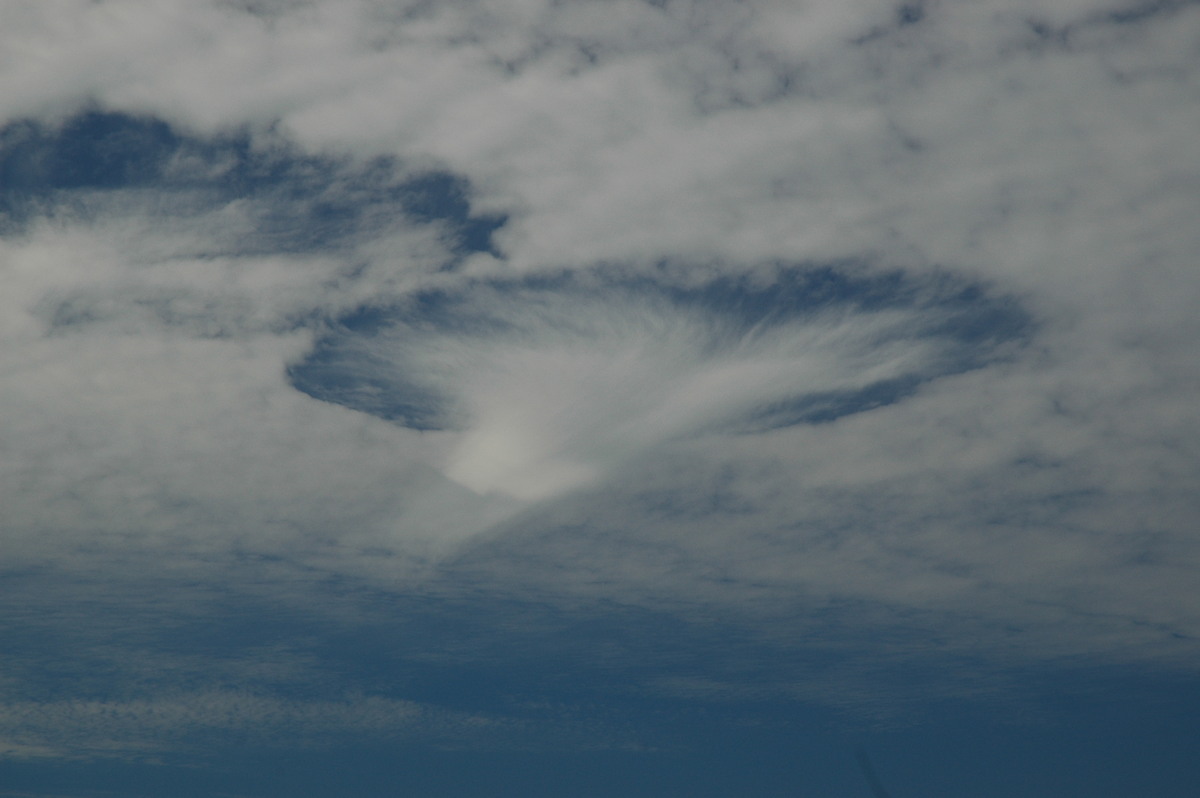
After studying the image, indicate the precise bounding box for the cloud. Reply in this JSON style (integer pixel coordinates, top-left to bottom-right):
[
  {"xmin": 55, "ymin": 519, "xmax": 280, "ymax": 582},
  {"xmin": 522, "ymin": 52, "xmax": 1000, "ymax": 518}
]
[
  {"xmin": 1, "ymin": 0, "xmax": 1198, "ymax": 762},
  {"xmin": 291, "ymin": 268, "xmax": 1027, "ymax": 499},
  {"xmin": 0, "ymin": 690, "xmax": 488, "ymax": 761}
]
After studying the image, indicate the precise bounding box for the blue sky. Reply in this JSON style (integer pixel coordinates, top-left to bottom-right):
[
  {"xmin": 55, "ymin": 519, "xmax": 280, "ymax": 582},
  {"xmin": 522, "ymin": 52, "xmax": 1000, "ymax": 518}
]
[{"xmin": 1, "ymin": 1, "xmax": 1199, "ymax": 796}]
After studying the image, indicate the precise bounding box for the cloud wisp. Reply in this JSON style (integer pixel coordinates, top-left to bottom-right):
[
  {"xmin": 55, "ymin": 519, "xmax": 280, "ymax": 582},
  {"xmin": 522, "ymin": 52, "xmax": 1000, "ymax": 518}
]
[{"xmin": 291, "ymin": 269, "xmax": 1027, "ymax": 500}]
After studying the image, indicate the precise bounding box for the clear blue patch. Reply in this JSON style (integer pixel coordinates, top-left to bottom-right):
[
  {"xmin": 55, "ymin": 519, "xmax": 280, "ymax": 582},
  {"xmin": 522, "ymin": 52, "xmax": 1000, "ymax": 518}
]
[{"xmin": 0, "ymin": 110, "xmax": 506, "ymax": 256}]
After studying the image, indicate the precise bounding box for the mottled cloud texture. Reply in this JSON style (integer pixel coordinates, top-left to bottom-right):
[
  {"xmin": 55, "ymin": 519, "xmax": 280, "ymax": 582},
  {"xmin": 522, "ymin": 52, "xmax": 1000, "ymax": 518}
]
[{"xmin": 1, "ymin": 0, "xmax": 1198, "ymax": 769}]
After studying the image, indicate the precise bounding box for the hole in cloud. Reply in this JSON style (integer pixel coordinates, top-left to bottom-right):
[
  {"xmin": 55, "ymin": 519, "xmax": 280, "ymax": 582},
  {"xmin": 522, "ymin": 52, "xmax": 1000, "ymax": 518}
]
[
  {"xmin": 289, "ymin": 267, "xmax": 1030, "ymax": 500},
  {"xmin": 898, "ymin": 2, "xmax": 926, "ymax": 26},
  {"xmin": 0, "ymin": 110, "xmax": 506, "ymax": 256},
  {"xmin": 0, "ymin": 109, "xmax": 508, "ymax": 341}
]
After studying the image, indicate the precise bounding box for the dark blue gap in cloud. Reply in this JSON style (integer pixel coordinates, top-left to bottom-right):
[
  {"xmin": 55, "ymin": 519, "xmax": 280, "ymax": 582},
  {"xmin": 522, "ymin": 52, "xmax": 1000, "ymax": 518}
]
[
  {"xmin": 897, "ymin": 2, "xmax": 926, "ymax": 26},
  {"xmin": 288, "ymin": 266, "xmax": 1031, "ymax": 432},
  {"xmin": 1106, "ymin": 0, "xmax": 1198, "ymax": 25},
  {"xmin": 0, "ymin": 110, "xmax": 506, "ymax": 257}
]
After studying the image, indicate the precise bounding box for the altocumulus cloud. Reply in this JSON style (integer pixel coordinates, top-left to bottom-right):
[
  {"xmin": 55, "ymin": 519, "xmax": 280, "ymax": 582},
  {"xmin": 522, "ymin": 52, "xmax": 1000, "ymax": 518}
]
[{"xmin": 1, "ymin": 0, "xmax": 1198, "ymax": 779}]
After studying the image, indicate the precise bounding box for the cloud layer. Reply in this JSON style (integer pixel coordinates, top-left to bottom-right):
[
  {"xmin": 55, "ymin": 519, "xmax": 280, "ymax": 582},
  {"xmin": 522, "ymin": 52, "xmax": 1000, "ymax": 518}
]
[{"xmin": 1, "ymin": 0, "xmax": 1198, "ymax": 770}]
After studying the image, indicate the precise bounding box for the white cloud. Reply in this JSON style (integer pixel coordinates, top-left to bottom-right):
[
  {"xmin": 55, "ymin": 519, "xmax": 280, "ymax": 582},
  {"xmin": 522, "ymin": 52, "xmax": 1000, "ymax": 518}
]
[{"xmin": 0, "ymin": 0, "xmax": 1197, "ymax": 716}]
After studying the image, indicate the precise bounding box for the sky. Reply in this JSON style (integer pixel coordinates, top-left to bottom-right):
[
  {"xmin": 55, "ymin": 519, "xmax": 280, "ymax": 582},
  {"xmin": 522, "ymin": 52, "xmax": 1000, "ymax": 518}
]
[{"xmin": 1, "ymin": 1, "xmax": 1198, "ymax": 796}]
